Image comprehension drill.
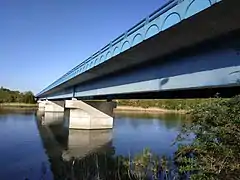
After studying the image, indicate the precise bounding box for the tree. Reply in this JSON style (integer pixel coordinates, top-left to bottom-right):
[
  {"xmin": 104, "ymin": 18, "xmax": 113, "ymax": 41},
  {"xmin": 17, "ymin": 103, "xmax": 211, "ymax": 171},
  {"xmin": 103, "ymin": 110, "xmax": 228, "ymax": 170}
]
[
  {"xmin": 0, "ymin": 87, "xmax": 36, "ymax": 104},
  {"xmin": 175, "ymin": 96, "xmax": 240, "ymax": 179},
  {"xmin": 22, "ymin": 91, "xmax": 35, "ymax": 103}
]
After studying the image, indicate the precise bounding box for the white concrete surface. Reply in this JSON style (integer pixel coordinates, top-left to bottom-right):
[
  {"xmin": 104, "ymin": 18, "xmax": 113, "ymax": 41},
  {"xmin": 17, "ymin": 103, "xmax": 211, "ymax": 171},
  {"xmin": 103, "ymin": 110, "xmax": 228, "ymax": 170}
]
[
  {"xmin": 44, "ymin": 100, "xmax": 64, "ymax": 112},
  {"xmin": 65, "ymin": 100, "xmax": 116, "ymax": 129},
  {"xmin": 37, "ymin": 100, "xmax": 46, "ymax": 111}
]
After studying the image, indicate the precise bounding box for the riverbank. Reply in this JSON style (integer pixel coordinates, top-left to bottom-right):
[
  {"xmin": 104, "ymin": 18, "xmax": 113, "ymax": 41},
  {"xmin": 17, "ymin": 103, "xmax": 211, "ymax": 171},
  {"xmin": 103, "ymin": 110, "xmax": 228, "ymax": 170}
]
[
  {"xmin": 0, "ymin": 103, "xmax": 37, "ymax": 109},
  {"xmin": 117, "ymin": 99, "xmax": 210, "ymax": 111},
  {"xmin": 0, "ymin": 103, "xmax": 187, "ymax": 114},
  {"xmin": 115, "ymin": 105, "xmax": 187, "ymax": 114}
]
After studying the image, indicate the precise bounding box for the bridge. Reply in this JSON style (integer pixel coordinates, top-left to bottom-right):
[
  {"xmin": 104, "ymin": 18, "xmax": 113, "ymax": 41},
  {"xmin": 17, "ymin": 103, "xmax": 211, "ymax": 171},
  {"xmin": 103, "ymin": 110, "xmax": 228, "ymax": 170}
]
[{"xmin": 36, "ymin": 0, "xmax": 240, "ymax": 129}]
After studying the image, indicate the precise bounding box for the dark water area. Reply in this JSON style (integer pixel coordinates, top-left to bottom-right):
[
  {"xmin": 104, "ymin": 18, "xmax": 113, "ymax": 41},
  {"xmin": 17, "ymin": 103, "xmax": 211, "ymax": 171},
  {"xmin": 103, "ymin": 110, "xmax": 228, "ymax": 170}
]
[{"xmin": 0, "ymin": 109, "xmax": 188, "ymax": 180}]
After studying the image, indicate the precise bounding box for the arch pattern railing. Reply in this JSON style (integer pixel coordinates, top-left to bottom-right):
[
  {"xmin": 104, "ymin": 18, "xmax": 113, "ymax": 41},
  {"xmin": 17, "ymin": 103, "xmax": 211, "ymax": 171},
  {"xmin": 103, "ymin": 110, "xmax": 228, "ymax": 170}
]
[{"xmin": 37, "ymin": 0, "xmax": 220, "ymax": 96}]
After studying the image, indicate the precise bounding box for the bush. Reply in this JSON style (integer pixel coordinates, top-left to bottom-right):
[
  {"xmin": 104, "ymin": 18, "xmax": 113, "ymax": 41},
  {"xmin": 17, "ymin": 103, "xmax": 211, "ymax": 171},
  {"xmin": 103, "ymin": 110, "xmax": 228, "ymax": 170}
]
[{"xmin": 175, "ymin": 96, "xmax": 240, "ymax": 179}]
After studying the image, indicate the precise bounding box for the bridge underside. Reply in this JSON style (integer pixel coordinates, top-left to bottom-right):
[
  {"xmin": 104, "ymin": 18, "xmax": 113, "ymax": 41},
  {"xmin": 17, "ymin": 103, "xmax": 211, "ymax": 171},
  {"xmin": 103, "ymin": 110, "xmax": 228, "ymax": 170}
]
[
  {"xmin": 38, "ymin": 0, "xmax": 240, "ymax": 100},
  {"xmin": 43, "ymin": 87, "xmax": 240, "ymax": 100},
  {"xmin": 42, "ymin": 31, "xmax": 240, "ymax": 100}
]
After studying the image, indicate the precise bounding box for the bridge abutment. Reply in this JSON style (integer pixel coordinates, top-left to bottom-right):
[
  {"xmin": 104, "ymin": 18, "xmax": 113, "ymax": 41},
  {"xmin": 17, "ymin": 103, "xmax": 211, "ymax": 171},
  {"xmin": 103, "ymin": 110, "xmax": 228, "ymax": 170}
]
[{"xmin": 65, "ymin": 99, "xmax": 116, "ymax": 130}]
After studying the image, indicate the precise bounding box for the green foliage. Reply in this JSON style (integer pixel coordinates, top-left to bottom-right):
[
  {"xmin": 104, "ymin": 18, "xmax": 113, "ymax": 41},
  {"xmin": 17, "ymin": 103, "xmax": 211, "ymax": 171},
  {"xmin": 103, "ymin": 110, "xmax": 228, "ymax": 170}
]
[
  {"xmin": 0, "ymin": 87, "xmax": 35, "ymax": 104},
  {"xmin": 175, "ymin": 96, "xmax": 240, "ymax": 179},
  {"xmin": 118, "ymin": 99, "xmax": 210, "ymax": 110},
  {"xmin": 129, "ymin": 148, "xmax": 174, "ymax": 180},
  {"xmin": 42, "ymin": 147, "xmax": 175, "ymax": 180}
]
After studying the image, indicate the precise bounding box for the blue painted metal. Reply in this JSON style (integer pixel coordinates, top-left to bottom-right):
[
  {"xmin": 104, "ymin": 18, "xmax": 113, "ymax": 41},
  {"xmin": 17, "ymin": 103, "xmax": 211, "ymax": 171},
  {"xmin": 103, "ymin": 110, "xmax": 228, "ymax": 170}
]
[
  {"xmin": 37, "ymin": 0, "xmax": 221, "ymax": 97},
  {"xmin": 45, "ymin": 45, "xmax": 240, "ymax": 100}
]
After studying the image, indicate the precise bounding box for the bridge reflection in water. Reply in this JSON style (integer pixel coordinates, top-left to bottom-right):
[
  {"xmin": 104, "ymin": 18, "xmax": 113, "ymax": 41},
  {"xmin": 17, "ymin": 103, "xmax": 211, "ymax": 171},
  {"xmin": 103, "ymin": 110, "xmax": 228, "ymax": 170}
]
[{"xmin": 36, "ymin": 111, "xmax": 116, "ymax": 180}]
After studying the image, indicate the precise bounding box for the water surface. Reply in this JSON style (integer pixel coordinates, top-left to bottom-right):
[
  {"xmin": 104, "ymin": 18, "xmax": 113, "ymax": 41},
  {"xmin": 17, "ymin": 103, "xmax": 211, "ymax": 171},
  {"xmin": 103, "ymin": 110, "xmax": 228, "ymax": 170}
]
[{"xmin": 0, "ymin": 109, "xmax": 187, "ymax": 180}]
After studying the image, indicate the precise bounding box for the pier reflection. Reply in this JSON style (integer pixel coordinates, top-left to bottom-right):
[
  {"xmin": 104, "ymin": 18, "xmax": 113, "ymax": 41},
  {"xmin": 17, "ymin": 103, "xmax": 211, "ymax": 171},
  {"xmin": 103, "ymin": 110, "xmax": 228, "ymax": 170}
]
[
  {"xmin": 36, "ymin": 112, "xmax": 114, "ymax": 179},
  {"xmin": 37, "ymin": 111, "xmax": 65, "ymax": 126},
  {"xmin": 62, "ymin": 129, "xmax": 113, "ymax": 161}
]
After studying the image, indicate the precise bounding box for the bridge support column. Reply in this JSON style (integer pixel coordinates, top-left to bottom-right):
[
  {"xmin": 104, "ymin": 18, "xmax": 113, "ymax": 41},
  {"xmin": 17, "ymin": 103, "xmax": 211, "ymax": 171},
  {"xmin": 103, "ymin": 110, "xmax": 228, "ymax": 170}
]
[
  {"xmin": 44, "ymin": 100, "xmax": 64, "ymax": 112},
  {"xmin": 37, "ymin": 100, "xmax": 46, "ymax": 111},
  {"xmin": 65, "ymin": 99, "xmax": 116, "ymax": 130}
]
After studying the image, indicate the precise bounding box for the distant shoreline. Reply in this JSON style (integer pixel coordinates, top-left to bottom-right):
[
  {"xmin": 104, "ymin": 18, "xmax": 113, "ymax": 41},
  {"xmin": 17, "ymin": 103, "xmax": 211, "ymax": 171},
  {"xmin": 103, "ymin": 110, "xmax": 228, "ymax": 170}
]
[
  {"xmin": 0, "ymin": 103, "xmax": 37, "ymax": 109},
  {"xmin": 115, "ymin": 106, "xmax": 187, "ymax": 114},
  {"xmin": 0, "ymin": 104, "xmax": 187, "ymax": 114}
]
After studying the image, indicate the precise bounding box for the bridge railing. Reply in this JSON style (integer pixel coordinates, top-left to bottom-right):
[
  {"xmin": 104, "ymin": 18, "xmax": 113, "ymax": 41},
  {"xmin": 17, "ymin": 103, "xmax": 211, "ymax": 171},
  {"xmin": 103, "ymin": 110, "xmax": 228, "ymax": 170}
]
[{"xmin": 37, "ymin": 0, "xmax": 220, "ymax": 97}]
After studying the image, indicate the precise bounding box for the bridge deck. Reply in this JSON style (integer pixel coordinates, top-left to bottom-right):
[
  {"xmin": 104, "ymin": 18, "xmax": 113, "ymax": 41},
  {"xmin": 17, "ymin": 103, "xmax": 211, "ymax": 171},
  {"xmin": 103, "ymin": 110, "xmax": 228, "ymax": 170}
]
[{"xmin": 37, "ymin": 0, "xmax": 240, "ymax": 99}]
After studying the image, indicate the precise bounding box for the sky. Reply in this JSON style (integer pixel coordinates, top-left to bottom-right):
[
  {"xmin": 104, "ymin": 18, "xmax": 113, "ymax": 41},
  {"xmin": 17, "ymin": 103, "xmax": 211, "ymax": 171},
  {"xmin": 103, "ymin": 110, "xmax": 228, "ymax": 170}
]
[{"xmin": 0, "ymin": 0, "xmax": 166, "ymax": 94}]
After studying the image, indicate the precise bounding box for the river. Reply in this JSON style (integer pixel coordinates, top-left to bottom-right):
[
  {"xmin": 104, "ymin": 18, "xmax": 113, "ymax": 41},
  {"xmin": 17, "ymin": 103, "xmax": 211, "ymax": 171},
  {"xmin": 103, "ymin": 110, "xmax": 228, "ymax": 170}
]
[{"xmin": 0, "ymin": 109, "xmax": 187, "ymax": 180}]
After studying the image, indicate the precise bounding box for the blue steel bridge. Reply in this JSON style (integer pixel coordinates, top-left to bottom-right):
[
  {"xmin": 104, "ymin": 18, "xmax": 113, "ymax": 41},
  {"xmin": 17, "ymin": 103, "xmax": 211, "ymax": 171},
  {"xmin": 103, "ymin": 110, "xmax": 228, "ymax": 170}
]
[{"xmin": 36, "ymin": 0, "xmax": 240, "ymax": 100}]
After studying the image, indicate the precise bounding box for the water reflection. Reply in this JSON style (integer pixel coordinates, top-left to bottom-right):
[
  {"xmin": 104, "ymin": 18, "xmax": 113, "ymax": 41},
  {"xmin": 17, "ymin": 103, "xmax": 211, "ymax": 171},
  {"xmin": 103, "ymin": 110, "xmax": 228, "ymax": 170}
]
[
  {"xmin": 63, "ymin": 129, "xmax": 113, "ymax": 161},
  {"xmin": 0, "ymin": 109, "xmax": 188, "ymax": 180},
  {"xmin": 116, "ymin": 112, "xmax": 188, "ymax": 131},
  {"xmin": 0, "ymin": 108, "xmax": 35, "ymax": 115},
  {"xmin": 36, "ymin": 111, "xmax": 65, "ymax": 126},
  {"xmin": 36, "ymin": 112, "xmax": 187, "ymax": 180},
  {"xmin": 113, "ymin": 112, "xmax": 189, "ymax": 156},
  {"xmin": 36, "ymin": 114, "xmax": 114, "ymax": 179}
]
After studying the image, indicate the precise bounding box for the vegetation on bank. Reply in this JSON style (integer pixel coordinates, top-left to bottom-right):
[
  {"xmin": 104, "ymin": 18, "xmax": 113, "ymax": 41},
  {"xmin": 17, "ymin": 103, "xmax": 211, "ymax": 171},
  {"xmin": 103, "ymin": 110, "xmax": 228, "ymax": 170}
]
[
  {"xmin": 38, "ymin": 96, "xmax": 240, "ymax": 180},
  {"xmin": 44, "ymin": 148, "xmax": 177, "ymax": 180},
  {"xmin": 175, "ymin": 96, "xmax": 240, "ymax": 179},
  {"xmin": 0, "ymin": 87, "xmax": 35, "ymax": 104},
  {"xmin": 118, "ymin": 99, "xmax": 216, "ymax": 111}
]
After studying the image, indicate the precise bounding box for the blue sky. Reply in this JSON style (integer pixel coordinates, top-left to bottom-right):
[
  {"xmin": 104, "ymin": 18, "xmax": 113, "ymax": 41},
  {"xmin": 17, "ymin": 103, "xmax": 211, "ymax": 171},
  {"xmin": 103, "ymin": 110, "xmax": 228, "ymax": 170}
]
[{"xmin": 0, "ymin": 0, "xmax": 166, "ymax": 93}]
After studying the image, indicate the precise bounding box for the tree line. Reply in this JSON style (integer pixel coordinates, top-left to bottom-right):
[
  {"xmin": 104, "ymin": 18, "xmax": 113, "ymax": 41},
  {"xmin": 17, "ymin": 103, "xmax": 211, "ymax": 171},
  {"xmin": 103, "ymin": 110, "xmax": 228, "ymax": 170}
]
[
  {"xmin": 0, "ymin": 87, "xmax": 35, "ymax": 104},
  {"xmin": 118, "ymin": 99, "xmax": 211, "ymax": 110}
]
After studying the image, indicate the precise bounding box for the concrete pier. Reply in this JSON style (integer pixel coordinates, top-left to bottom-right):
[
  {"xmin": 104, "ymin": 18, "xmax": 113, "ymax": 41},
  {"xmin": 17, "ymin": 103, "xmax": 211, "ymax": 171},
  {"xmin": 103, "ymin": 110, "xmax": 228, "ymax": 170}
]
[
  {"xmin": 65, "ymin": 99, "xmax": 116, "ymax": 129},
  {"xmin": 44, "ymin": 100, "xmax": 64, "ymax": 112},
  {"xmin": 37, "ymin": 100, "xmax": 46, "ymax": 111}
]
